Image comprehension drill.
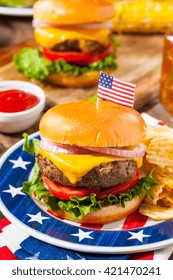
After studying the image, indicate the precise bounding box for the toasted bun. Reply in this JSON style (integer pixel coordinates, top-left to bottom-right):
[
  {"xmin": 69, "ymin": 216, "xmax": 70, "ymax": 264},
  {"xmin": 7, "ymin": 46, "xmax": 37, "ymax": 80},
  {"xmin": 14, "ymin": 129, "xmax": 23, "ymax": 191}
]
[
  {"xmin": 46, "ymin": 70, "xmax": 102, "ymax": 88},
  {"xmin": 40, "ymin": 100, "xmax": 146, "ymax": 147},
  {"xmin": 33, "ymin": 0, "xmax": 115, "ymax": 25},
  {"xmin": 48, "ymin": 193, "xmax": 146, "ymax": 224}
]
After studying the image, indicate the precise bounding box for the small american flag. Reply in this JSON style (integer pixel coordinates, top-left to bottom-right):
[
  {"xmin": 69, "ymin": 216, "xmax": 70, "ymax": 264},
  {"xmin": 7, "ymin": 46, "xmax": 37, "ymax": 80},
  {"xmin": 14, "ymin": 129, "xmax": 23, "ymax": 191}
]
[{"xmin": 98, "ymin": 72, "xmax": 136, "ymax": 108}]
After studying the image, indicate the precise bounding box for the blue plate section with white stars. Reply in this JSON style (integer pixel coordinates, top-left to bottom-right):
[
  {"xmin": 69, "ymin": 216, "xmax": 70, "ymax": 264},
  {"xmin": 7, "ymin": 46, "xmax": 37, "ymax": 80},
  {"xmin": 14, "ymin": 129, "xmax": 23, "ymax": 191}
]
[{"xmin": 0, "ymin": 131, "xmax": 173, "ymax": 254}]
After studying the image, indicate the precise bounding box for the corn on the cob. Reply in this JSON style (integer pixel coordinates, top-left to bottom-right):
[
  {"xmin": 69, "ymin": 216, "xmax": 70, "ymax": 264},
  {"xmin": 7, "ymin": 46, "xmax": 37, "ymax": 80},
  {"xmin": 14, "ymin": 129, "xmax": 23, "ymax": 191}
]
[{"xmin": 112, "ymin": 0, "xmax": 173, "ymax": 33}]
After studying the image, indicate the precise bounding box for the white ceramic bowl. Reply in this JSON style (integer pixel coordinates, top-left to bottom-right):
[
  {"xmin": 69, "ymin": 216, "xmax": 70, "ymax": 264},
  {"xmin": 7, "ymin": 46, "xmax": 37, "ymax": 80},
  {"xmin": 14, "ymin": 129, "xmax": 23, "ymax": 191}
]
[{"xmin": 0, "ymin": 80, "xmax": 46, "ymax": 133}]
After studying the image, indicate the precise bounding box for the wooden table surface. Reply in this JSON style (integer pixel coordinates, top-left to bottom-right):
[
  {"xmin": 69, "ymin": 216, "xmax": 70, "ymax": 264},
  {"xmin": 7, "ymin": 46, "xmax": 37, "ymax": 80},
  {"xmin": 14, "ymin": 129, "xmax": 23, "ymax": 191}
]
[{"xmin": 0, "ymin": 15, "xmax": 173, "ymax": 259}]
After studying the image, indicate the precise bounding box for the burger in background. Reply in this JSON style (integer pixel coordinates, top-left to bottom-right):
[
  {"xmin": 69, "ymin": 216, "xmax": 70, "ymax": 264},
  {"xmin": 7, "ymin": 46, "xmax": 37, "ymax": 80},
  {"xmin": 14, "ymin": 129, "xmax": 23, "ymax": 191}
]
[
  {"xmin": 22, "ymin": 100, "xmax": 156, "ymax": 224},
  {"xmin": 14, "ymin": 0, "xmax": 119, "ymax": 87}
]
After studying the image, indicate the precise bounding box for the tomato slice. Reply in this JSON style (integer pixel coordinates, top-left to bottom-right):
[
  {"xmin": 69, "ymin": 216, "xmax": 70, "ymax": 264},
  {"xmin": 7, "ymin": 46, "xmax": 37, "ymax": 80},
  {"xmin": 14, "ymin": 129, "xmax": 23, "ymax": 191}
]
[
  {"xmin": 42, "ymin": 169, "xmax": 140, "ymax": 201},
  {"xmin": 96, "ymin": 169, "xmax": 140, "ymax": 200},
  {"xmin": 42, "ymin": 176, "xmax": 94, "ymax": 200},
  {"xmin": 43, "ymin": 48, "xmax": 91, "ymax": 63},
  {"xmin": 77, "ymin": 43, "xmax": 115, "ymax": 65},
  {"xmin": 42, "ymin": 43, "xmax": 115, "ymax": 65}
]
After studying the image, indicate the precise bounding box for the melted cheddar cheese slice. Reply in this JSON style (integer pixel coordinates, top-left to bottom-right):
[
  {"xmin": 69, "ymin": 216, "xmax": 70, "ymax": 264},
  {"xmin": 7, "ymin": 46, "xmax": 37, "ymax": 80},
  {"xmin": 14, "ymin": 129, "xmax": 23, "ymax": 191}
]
[
  {"xmin": 38, "ymin": 148, "xmax": 143, "ymax": 184},
  {"xmin": 35, "ymin": 27, "xmax": 110, "ymax": 49}
]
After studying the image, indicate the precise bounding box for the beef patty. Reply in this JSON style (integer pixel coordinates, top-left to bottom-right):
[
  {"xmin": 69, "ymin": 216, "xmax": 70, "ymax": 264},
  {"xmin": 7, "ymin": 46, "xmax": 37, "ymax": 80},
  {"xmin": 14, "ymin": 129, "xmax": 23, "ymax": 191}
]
[
  {"xmin": 37, "ymin": 154, "xmax": 137, "ymax": 189},
  {"xmin": 52, "ymin": 39, "xmax": 105, "ymax": 53}
]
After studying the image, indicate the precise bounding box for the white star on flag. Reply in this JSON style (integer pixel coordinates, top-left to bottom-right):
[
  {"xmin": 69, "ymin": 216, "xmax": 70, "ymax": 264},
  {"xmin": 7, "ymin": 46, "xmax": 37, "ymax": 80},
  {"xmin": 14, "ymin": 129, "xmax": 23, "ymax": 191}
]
[
  {"xmin": 3, "ymin": 185, "xmax": 25, "ymax": 198},
  {"xmin": 71, "ymin": 229, "xmax": 94, "ymax": 242},
  {"xmin": 9, "ymin": 156, "xmax": 31, "ymax": 170},
  {"xmin": 67, "ymin": 253, "xmax": 85, "ymax": 260},
  {"xmin": 25, "ymin": 252, "xmax": 40, "ymax": 260},
  {"xmin": 128, "ymin": 230, "xmax": 151, "ymax": 243},
  {"xmin": 27, "ymin": 212, "xmax": 50, "ymax": 225}
]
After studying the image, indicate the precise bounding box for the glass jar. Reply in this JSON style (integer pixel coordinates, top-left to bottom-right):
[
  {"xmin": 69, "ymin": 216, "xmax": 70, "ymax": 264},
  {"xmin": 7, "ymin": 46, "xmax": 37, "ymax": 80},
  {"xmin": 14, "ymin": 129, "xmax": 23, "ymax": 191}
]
[{"xmin": 160, "ymin": 29, "xmax": 173, "ymax": 115}]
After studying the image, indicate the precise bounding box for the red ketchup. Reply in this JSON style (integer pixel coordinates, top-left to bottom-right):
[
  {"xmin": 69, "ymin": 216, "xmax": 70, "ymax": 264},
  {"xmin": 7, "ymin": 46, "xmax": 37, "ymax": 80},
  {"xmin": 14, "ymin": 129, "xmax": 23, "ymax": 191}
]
[{"xmin": 0, "ymin": 89, "xmax": 40, "ymax": 113}]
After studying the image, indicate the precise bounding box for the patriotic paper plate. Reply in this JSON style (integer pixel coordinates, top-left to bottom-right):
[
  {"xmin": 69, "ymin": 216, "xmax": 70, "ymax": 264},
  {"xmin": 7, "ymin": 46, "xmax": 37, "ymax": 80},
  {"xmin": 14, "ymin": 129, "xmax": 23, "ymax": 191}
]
[{"xmin": 0, "ymin": 116, "xmax": 173, "ymax": 254}]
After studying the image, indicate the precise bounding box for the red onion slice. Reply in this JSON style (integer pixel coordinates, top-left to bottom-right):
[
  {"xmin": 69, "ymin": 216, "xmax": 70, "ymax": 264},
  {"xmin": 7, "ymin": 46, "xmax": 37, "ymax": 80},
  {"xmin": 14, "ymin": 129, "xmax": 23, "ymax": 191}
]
[
  {"xmin": 40, "ymin": 139, "xmax": 92, "ymax": 155},
  {"xmin": 32, "ymin": 19, "xmax": 112, "ymax": 29},
  {"xmin": 82, "ymin": 144, "xmax": 145, "ymax": 157},
  {"xmin": 40, "ymin": 138, "xmax": 145, "ymax": 158}
]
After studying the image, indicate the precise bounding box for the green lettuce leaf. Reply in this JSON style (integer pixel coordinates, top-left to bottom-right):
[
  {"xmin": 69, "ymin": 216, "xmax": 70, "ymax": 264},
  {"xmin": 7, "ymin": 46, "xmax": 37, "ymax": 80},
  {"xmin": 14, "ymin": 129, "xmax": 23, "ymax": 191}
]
[
  {"xmin": 89, "ymin": 92, "xmax": 97, "ymax": 101},
  {"xmin": 14, "ymin": 44, "xmax": 118, "ymax": 81},
  {"xmin": 14, "ymin": 49, "xmax": 55, "ymax": 81},
  {"xmin": 22, "ymin": 132, "xmax": 40, "ymax": 155},
  {"xmin": 0, "ymin": 0, "xmax": 35, "ymax": 7}
]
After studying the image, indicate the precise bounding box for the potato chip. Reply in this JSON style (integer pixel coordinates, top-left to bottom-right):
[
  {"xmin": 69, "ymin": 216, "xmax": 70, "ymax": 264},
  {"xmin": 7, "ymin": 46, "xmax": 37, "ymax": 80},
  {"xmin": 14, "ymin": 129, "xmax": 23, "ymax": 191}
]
[
  {"xmin": 139, "ymin": 204, "xmax": 173, "ymax": 220},
  {"xmin": 146, "ymin": 156, "xmax": 173, "ymax": 167},
  {"xmin": 144, "ymin": 125, "xmax": 170, "ymax": 141},
  {"xmin": 140, "ymin": 125, "xmax": 173, "ymax": 220},
  {"xmin": 143, "ymin": 165, "xmax": 173, "ymax": 205}
]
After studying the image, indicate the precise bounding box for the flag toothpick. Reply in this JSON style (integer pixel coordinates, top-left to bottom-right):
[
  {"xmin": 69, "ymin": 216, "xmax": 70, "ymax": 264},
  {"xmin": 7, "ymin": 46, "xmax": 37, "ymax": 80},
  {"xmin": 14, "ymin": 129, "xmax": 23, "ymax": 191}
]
[{"xmin": 96, "ymin": 95, "xmax": 101, "ymax": 110}]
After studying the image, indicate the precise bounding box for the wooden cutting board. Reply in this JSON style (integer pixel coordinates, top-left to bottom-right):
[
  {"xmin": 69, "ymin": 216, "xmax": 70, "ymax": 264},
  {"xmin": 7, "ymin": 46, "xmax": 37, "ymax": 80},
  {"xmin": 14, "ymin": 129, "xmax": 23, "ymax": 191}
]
[{"xmin": 0, "ymin": 34, "xmax": 164, "ymax": 110}]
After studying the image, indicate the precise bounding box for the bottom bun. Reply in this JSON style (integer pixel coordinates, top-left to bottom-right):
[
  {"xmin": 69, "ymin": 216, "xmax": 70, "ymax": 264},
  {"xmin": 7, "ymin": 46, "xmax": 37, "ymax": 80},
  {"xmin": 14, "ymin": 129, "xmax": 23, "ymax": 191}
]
[
  {"xmin": 48, "ymin": 193, "xmax": 146, "ymax": 224},
  {"xmin": 45, "ymin": 69, "xmax": 111, "ymax": 88}
]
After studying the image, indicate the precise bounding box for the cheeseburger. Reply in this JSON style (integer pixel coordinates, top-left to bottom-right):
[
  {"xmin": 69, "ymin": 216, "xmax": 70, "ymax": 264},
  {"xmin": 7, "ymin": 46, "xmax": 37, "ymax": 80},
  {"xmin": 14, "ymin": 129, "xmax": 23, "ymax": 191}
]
[
  {"xmin": 14, "ymin": 0, "xmax": 118, "ymax": 87},
  {"xmin": 23, "ymin": 101, "xmax": 156, "ymax": 224}
]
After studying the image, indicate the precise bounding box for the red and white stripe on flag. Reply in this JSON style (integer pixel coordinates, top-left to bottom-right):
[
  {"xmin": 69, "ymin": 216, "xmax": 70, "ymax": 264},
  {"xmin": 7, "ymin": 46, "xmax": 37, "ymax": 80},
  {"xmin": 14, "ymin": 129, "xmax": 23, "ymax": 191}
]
[
  {"xmin": 98, "ymin": 72, "xmax": 136, "ymax": 108},
  {"xmin": 0, "ymin": 219, "xmax": 18, "ymax": 260}
]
